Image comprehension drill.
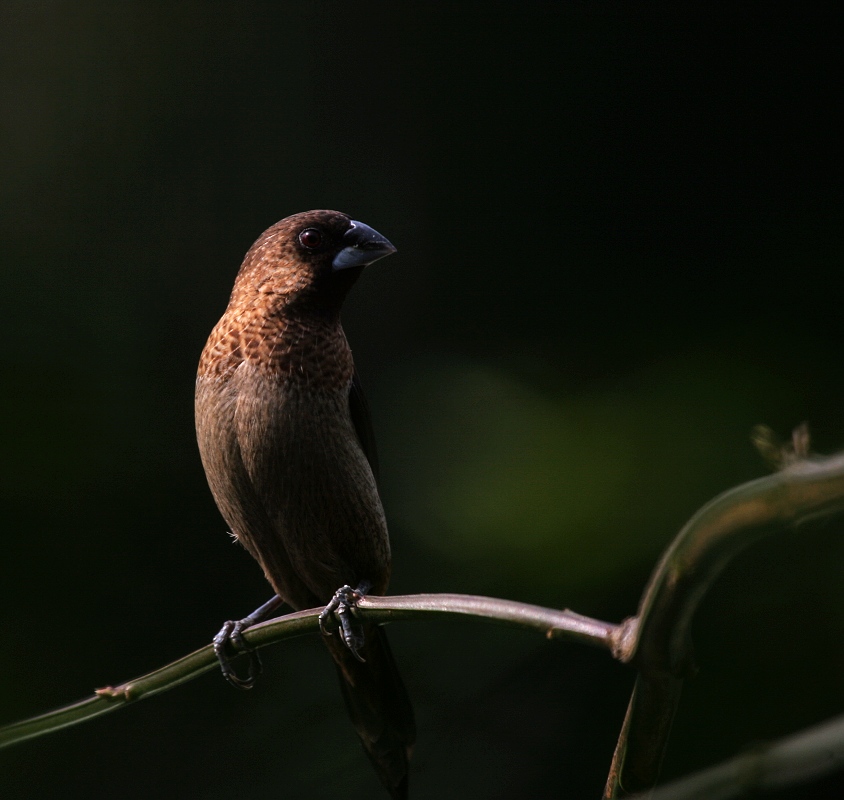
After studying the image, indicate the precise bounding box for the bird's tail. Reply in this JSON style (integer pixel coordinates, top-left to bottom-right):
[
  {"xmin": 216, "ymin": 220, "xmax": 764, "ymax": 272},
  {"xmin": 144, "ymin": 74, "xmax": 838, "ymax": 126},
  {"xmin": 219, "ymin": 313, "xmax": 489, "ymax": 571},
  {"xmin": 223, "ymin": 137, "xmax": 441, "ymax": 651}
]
[{"xmin": 323, "ymin": 624, "xmax": 416, "ymax": 799}]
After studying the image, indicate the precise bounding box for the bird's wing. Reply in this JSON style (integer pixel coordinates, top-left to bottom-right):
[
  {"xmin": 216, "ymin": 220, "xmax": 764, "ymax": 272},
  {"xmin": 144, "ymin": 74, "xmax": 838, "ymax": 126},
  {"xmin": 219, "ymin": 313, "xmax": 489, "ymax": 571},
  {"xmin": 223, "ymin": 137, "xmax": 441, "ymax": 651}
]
[{"xmin": 349, "ymin": 370, "xmax": 379, "ymax": 482}]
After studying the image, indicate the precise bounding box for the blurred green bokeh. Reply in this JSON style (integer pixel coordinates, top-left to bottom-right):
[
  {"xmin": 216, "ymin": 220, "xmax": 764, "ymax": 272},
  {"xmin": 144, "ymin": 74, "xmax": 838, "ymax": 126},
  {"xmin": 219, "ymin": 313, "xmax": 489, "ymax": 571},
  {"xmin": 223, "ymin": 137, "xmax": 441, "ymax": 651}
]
[
  {"xmin": 1, "ymin": 4, "xmax": 843, "ymax": 799},
  {"xmin": 381, "ymin": 349, "xmax": 797, "ymax": 591}
]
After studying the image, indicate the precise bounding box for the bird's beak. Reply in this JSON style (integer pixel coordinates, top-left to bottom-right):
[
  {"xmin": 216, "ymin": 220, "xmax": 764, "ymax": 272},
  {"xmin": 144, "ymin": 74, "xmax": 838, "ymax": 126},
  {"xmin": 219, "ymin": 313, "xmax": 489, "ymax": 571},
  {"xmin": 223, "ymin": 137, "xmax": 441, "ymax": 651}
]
[{"xmin": 332, "ymin": 220, "xmax": 397, "ymax": 271}]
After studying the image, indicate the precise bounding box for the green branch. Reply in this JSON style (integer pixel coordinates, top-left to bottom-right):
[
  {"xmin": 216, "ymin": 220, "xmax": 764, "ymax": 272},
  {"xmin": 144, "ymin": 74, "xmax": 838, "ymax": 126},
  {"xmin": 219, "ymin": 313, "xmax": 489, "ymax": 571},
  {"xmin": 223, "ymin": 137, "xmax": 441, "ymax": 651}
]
[
  {"xmin": 606, "ymin": 444, "xmax": 844, "ymax": 797},
  {"xmin": 0, "ymin": 594, "xmax": 619, "ymax": 751}
]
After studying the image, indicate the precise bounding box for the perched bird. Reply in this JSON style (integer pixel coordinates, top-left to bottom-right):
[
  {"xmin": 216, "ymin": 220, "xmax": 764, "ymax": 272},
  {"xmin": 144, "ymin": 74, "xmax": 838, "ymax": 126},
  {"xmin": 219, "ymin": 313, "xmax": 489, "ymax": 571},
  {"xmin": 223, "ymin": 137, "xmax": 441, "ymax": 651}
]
[{"xmin": 195, "ymin": 210, "xmax": 415, "ymax": 798}]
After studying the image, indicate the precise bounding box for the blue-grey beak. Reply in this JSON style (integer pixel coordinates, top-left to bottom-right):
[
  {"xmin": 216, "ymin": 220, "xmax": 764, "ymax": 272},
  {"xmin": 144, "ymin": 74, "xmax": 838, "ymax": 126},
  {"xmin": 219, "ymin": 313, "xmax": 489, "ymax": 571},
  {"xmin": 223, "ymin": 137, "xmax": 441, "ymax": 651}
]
[{"xmin": 332, "ymin": 220, "xmax": 397, "ymax": 271}]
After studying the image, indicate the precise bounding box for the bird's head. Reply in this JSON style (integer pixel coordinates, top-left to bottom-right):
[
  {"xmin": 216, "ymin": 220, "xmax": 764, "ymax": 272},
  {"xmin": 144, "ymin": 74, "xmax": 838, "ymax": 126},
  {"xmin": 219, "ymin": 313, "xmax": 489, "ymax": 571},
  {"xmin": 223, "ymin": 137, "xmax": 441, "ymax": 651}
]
[{"xmin": 231, "ymin": 210, "xmax": 396, "ymax": 316}]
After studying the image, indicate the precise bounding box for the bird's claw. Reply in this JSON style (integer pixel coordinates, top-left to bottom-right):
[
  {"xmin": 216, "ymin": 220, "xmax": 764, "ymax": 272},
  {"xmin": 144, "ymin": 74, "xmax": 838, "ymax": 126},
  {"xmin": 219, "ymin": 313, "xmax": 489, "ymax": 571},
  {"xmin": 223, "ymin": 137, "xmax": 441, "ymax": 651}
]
[
  {"xmin": 319, "ymin": 583, "xmax": 370, "ymax": 663},
  {"xmin": 213, "ymin": 618, "xmax": 263, "ymax": 690}
]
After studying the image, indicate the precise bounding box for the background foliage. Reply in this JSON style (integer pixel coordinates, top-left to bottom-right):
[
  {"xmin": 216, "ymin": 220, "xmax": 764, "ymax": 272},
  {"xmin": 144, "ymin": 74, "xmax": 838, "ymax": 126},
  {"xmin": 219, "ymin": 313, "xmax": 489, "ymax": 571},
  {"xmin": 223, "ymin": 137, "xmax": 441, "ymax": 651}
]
[{"xmin": 1, "ymin": 4, "xmax": 842, "ymax": 798}]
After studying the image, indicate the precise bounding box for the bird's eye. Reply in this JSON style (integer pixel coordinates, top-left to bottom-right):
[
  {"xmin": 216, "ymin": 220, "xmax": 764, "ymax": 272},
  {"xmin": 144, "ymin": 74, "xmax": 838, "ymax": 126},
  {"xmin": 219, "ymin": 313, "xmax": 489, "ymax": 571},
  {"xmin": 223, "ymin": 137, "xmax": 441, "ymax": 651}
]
[{"xmin": 299, "ymin": 228, "xmax": 322, "ymax": 249}]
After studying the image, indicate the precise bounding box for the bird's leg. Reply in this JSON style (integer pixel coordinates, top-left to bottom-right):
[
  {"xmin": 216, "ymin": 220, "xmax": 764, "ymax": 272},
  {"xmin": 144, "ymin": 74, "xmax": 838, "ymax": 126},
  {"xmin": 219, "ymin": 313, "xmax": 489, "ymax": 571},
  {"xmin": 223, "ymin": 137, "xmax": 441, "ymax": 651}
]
[
  {"xmin": 318, "ymin": 581, "xmax": 372, "ymax": 663},
  {"xmin": 213, "ymin": 594, "xmax": 285, "ymax": 690}
]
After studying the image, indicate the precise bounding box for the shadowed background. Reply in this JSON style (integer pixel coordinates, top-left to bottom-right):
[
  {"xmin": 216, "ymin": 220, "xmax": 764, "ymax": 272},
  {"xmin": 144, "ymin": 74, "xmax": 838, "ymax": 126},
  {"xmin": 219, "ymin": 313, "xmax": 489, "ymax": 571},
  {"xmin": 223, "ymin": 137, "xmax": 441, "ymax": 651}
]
[{"xmin": 1, "ymin": 3, "xmax": 843, "ymax": 798}]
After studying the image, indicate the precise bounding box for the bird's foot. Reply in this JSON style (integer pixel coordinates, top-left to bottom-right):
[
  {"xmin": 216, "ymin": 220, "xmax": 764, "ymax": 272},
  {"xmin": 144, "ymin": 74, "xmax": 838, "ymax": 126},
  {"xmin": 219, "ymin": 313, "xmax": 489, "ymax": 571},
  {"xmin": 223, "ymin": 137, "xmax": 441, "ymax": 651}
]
[
  {"xmin": 213, "ymin": 620, "xmax": 261, "ymax": 690},
  {"xmin": 213, "ymin": 595, "xmax": 284, "ymax": 690},
  {"xmin": 318, "ymin": 581, "xmax": 371, "ymax": 663}
]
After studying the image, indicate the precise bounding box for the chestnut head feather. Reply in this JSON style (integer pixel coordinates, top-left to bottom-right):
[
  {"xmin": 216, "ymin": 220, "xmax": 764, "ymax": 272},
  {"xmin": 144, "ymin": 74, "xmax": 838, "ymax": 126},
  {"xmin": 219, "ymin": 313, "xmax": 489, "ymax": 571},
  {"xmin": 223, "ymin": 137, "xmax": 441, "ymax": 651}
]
[
  {"xmin": 229, "ymin": 210, "xmax": 395, "ymax": 316},
  {"xmin": 199, "ymin": 211, "xmax": 395, "ymax": 382}
]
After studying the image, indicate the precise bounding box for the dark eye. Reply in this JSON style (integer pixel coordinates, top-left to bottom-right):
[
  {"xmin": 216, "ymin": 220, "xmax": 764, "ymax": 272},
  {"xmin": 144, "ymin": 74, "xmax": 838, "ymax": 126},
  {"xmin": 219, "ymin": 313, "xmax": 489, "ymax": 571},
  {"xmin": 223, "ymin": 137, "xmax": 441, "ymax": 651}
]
[{"xmin": 299, "ymin": 228, "xmax": 322, "ymax": 249}]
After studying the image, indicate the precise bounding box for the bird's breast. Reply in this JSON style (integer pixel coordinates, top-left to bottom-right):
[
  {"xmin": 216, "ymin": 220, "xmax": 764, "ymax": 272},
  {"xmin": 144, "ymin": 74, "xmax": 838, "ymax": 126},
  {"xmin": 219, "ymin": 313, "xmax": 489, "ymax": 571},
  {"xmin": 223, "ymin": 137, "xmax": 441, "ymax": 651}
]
[{"xmin": 232, "ymin": 370, "xmax": 391, "ymax": 601}]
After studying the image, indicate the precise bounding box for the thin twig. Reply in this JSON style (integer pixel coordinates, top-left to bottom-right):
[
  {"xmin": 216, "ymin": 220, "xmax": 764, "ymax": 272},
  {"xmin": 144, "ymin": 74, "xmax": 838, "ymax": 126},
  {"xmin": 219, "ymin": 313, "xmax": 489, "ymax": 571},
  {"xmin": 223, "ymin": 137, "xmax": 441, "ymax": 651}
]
[{"xmin": 0, "ymin": 593, "xmax": 618, "ymax": 751}]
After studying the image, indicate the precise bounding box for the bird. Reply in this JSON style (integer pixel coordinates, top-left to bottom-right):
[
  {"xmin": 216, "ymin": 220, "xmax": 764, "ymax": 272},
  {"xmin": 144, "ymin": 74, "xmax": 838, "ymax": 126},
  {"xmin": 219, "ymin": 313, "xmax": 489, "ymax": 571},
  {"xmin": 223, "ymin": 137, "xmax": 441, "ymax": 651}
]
[{"xmin": 195, "ymin": 210, "xmax": 415, "ymax": 798}]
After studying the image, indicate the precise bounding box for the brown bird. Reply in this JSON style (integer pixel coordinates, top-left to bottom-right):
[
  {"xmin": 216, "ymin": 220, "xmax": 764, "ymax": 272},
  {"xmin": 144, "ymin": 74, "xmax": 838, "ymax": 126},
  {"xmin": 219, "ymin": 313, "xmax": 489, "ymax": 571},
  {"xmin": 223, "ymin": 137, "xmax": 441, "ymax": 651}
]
[{"xmin": 195, "ymin": 210, "xmax": 415, "ymax": 798}]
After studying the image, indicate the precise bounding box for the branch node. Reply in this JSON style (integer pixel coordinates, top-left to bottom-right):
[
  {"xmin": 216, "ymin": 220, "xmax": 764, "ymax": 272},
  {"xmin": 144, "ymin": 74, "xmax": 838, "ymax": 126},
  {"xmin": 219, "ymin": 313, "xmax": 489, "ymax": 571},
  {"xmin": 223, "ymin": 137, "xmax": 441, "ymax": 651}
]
[
  {"xmin": 94, "ymin": 685, "xmax": 131, "ymax": 702},
  {"xmin": 610, "ymin": 616, "xmax": 640, "ymax": 663}
]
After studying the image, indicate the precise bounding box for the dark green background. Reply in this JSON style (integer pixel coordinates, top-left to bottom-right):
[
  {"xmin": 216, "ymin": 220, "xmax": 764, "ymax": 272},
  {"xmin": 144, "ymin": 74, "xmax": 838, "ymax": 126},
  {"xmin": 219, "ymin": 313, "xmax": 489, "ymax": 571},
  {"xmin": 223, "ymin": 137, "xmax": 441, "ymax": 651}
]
[{"xmin": 2, "ymin": 3, "xmax": 843, "ymax": 798}]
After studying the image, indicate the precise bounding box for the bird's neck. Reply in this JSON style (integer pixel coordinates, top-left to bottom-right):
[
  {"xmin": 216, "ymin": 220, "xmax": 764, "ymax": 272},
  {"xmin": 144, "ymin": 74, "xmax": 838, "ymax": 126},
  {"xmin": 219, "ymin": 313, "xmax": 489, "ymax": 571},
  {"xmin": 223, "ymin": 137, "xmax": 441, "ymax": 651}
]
[{"xmin": 200, "ymin": 298, "xmax": 354, "ymax": 391}]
